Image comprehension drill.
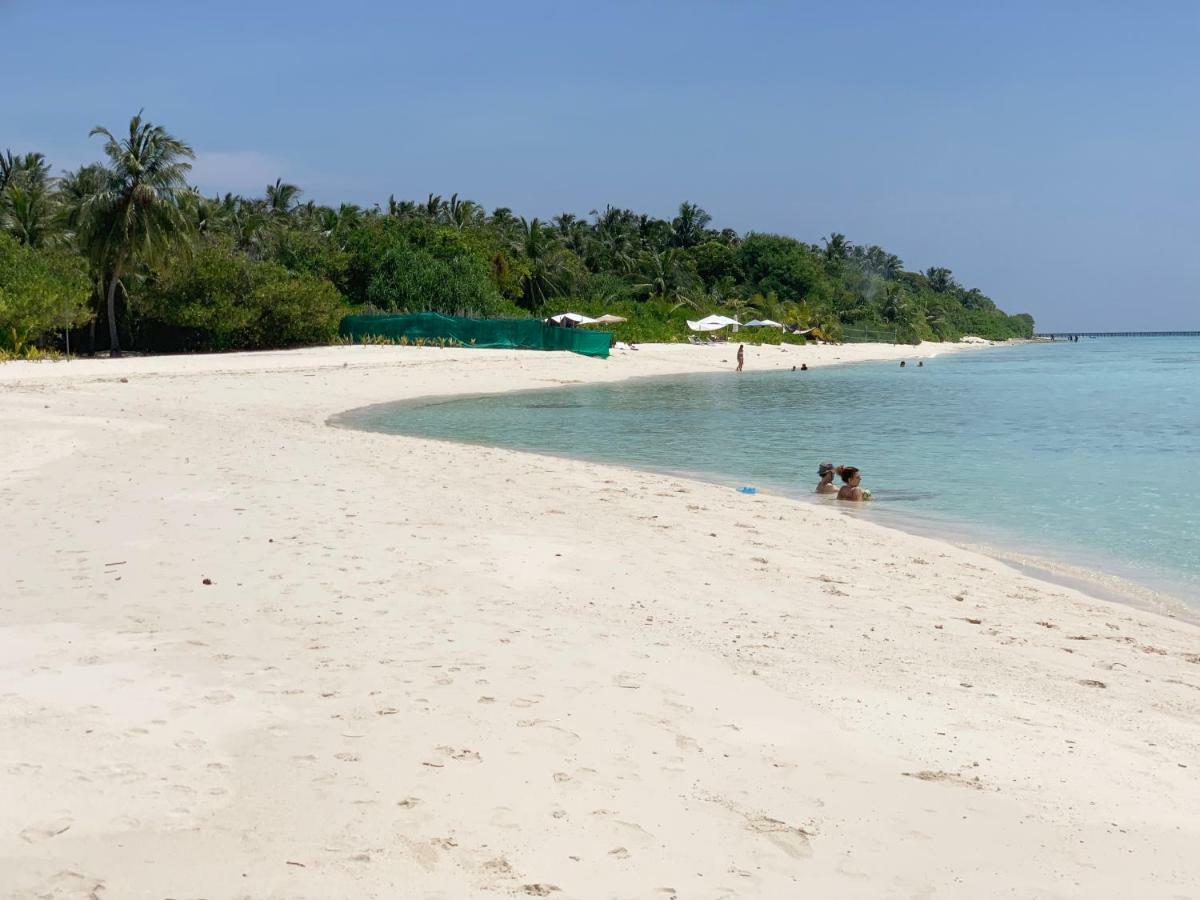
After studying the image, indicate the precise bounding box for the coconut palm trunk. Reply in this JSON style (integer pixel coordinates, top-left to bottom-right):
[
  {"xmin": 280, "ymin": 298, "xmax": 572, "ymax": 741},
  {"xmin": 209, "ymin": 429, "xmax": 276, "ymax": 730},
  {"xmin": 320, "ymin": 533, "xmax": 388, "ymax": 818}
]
[{"xmin": 105, "ymin": 267, "xmax": 123, "ymax": 355}]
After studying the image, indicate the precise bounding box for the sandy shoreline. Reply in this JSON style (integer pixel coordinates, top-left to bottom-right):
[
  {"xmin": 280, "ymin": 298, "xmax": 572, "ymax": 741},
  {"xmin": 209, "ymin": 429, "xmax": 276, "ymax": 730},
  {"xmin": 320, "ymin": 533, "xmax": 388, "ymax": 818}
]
[{"xmin": 3, "ymin": 341, "xmax": 1199, "ymax": 899}]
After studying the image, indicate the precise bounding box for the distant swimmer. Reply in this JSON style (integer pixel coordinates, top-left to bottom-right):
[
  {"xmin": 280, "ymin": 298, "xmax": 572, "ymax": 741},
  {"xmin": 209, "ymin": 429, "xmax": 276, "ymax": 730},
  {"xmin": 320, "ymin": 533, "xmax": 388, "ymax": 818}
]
[
  {"xmin": 918, "ymin": 361, "xmax": 924, "ymax": 367},
  {"xmin": 900, "ymin": 360, "xmax": 906, "ymax": 368},
  {"xmin": 736, "ymin": 344, "xmax": 744, "ymax": 372},
  {"xmin": 801, "ymin": 363, "xmax": 808, "ymax": 371},
  {"xmin": 836, "ymin": 465, "xmax": 872, "ymax": 502},
  {"xmin": 816, "ymin": 462, "xmax": 838, "ymax": 495}
]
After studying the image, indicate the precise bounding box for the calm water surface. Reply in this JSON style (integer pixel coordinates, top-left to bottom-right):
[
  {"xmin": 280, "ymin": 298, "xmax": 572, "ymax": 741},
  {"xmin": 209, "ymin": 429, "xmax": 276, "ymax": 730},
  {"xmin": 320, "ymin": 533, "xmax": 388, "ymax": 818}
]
[{"xmin": 339, "ymin": 339, "xmax": 1200, "ymax": 603}]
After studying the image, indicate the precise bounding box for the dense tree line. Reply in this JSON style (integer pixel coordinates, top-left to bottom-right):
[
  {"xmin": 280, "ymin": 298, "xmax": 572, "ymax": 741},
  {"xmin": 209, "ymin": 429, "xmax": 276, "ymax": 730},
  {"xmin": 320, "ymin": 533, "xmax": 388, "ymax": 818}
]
[{"xmin": 0, "ymin": 113, "xmax": 1033, "ymax": 357}]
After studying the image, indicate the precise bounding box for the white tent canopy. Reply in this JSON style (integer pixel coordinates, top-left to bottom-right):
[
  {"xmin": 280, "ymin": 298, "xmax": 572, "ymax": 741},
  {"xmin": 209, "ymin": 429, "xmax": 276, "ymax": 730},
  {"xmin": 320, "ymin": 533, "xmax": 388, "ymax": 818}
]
[
  {"xmin": 744, "ymin": 318, "xmax": 785, "ymax": 328},
  {"xmin": 547, "ymin": 312, "xmax": 599, "ymax": 325},
  {"xmin": 686, "ymin": 315, "xmax": 741, "ymax": 332}
]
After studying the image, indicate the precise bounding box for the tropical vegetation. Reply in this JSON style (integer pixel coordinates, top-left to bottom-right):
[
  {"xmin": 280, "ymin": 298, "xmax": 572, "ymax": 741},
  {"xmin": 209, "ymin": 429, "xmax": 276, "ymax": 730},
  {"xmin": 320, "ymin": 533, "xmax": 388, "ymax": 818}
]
[{"xmin": 0, "ymin": 113, "xmax": 1034, "ymax": 356}]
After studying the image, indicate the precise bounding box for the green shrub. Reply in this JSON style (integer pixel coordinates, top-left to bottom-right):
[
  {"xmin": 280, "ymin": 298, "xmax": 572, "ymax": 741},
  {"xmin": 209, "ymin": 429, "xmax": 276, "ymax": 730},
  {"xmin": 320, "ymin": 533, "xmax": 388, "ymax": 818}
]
[
  {"xmin": 249, "ymin": 275, "xmax": 345, "ymax": 347},
  {"xmin": 140, "ymin": 240, "xmax": 346, "ymax": 351},
  {"xmin": 0, "ymin": 234, "xmax": 91, "ymax": 353},
  {"xmin": 366, "ymin": 242, "xmax": 519, "ymax": 318},
  {"xmin": 268, "ymin": 228, "xmax": 350, "ymax": 289}
]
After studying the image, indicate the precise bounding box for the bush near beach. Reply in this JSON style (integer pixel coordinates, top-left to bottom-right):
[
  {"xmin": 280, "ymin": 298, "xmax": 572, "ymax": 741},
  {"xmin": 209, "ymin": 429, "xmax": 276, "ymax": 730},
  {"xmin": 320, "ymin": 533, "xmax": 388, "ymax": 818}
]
[
  {"xmin": 0, "ymin": 120, "xmax": 1033, "ymax": 357},
  {"xmin": 0, "ymin": 234, "xmax": 91, "ymax": 357}
]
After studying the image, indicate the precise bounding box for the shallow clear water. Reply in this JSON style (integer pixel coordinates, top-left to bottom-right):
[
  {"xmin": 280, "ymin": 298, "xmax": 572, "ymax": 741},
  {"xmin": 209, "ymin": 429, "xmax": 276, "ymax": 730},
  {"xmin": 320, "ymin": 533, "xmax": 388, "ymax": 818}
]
[{"xmin": 339, "ymin": 339, "xmax": 1200, "ymax": 603}]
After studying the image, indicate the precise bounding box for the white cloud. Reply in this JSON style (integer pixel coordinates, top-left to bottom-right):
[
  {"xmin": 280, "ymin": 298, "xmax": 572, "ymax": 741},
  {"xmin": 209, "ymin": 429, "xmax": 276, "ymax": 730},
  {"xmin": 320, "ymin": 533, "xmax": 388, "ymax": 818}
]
[{"xmin": 189, "ymin": 150, "xmax": 291, "ymax": 196}]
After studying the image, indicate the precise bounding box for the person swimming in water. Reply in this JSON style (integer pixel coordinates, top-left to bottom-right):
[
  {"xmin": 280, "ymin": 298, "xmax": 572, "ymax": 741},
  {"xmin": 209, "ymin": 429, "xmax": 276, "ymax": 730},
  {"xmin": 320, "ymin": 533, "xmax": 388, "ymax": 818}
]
[
  {"xmin": 816, "ymin": 462, "xmax": 838, "ymax": 494},
  {"xmin": 836, "ymin": 465, "xmax": 871, "ymax": 501}
]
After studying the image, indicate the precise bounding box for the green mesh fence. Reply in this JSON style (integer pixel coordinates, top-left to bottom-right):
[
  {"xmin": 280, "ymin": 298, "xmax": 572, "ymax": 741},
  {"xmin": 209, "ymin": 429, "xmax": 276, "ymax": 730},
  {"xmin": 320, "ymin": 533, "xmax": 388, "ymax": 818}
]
[
  {"xmin": 840, "ymin": 325, "xmax": 899, "ymax": 343},
  {"xmin": 339, "ymin": 312, "xmax": 611, "ymax": 358}
]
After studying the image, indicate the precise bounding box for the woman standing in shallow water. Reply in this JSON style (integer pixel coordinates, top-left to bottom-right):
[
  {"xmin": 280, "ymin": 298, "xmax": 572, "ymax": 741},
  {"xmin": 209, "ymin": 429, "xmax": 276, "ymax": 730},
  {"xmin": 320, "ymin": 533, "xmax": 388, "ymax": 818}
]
[
  {"xmin": 836, "ymin": 466, "xmax": 872, "ymax": 501},
  {"xmin": 736, "ymin": 344, "xmax": 744, "ymax": 372}
]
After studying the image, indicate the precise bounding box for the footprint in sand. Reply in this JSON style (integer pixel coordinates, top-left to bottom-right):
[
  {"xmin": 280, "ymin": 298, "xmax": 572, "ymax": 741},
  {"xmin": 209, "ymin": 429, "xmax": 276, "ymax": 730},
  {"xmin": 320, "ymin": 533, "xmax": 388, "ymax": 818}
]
[
  {"xmin": 36, "ymin": 869, "xmax": 105, "ymax": 899},
  {"xmin": 483, "ymin": 855, "xmax": 516, "ymax": 877},
  {"xmin": 745, "ymin": 815, "xmax": 813, "ymax": 859},
  {"xmin": 615, "ymin": 820, "xmax": 655, "ymax": 839},
  {"xmin": 20, "ymin": 817, "xmax": 73, "ymax": 843},
  {"xmin": 436, "ymin": 745, "xmax": 482, "ymax": 762},
  {"xmin": 490, "ymin": 807, "xmax": 522, "ymax": 829}
]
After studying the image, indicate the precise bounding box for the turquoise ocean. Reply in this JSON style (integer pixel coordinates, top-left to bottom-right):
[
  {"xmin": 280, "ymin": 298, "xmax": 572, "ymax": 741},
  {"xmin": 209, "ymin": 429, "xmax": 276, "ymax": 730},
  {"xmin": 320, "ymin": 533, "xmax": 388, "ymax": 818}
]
[{"xmin": 338, "ymin": 339, "xmax": 1200, "ymax": 606}]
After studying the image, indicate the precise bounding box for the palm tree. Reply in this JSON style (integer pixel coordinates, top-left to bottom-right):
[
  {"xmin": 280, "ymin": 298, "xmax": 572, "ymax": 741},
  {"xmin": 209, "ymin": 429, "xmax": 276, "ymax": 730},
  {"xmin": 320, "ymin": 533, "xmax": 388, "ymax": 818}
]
[
  {"xmin": 488, "ymin": 207, "xmax": 521, "ymax": 245},
  {"xmin": 822, "ymin": 232, "xmax": 851, "ymax": 264},
  {"xmin": 0, "ymin": 183, "xmax": 59, "ymax": 247},
  {"xmin": 924, "ymin": 266, "xmax": 956, "ymax": 293},
  {"xmin": 636, "ymin": 213, "xmax": 671, "ymax": 252},
  {"xmin": 78, "ymin": 112, "xmax": 194, "ymax": 355},
  {"xmin": 515, "ymin": 217, "xmax": 570, "ymax": 309},
  {"xmin": 177, "ymin": 188, "xmax": 228, "ymax": 236},
  {"xmin": 630, "ymin": 248, "xmax": 701, "ymax": 308},
  {"xmin": 723, "ymin": 294, "xmax": 761, "ymax": 322},
  {"xmin": 0, "ymin": 150, "xmax": 51, "ymax": 194},
  {"xmin": 265, "ymin": 178, "xmax": 302, "ymax": 219},
  {"xmin": 0, "ymin": 151, "xmax": 14, "ymax": 194},
  {"xmin": 552, "ymin": 212, "xmax": 590, "ymax": 256},
  {"xmin": 421, "ymin": 193, "xmax": 445, "ymax": 221},
  {"xmin": 226, "ymin": 197, "xmax": 270, "ymax": 255},
  {"xmin": 670, "ymin": 201, "xmax": 712, "ymax": 249},
  {"xmin": 880, "ymin": 283, "xmax": 908, "ymax": 323},
  {"xmin": 589, "ymin": 205, "xmax": 638, "ymax": 272},
  {"xmin": 1, "ymin": 151, "xmax": 58, "ymax": 247},
  {"xmin": 56, "ymin": 165, "xmax": 108, "ymax": 225},
  {"xmin": 854, "ymin": 244, "xmax": 903, "ymax": 279},
  {"xmin": 55, "ymin": 164, "xmax": 111, "ymax": 352},
  {"xmin": 444, "ymin": 193, "xmax": 483, "ymax": 230},
  {"xmin": 385, "ymin": 195, "xmax": 418, "ymax": 219}
]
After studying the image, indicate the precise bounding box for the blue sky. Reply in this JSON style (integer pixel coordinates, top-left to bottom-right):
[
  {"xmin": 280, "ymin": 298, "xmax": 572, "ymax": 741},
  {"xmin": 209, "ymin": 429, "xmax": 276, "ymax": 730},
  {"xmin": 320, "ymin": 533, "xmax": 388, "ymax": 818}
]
[{"xmin": 4, "ymin": 0, "xmax": 1198, "ymax": 330}]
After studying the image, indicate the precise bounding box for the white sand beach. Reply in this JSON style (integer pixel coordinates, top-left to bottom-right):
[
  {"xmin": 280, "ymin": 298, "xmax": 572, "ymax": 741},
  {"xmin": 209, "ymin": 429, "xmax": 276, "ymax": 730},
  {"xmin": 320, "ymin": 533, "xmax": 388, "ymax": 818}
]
[{"xmin": 2, "ymin": 341, "xmax": 1198, "ymax": 899}]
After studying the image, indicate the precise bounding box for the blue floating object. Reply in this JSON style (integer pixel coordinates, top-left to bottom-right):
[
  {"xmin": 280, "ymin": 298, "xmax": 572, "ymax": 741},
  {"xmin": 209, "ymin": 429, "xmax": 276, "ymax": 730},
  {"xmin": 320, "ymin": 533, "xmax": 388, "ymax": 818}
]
[{"xmin": 737, "ymin": 486, "xmax": 758, "ymax": 495}]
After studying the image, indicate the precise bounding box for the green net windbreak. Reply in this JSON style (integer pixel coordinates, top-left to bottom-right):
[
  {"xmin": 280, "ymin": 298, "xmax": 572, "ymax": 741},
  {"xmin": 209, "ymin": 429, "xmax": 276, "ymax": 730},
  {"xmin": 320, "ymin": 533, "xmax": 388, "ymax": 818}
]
[
  {"xmin": 840, "ymin": 325, "xmax": 900, "ymax": 343},
  {"xmin": 339, "ymin": 313, "xmax": 611, "ymax": 358}
]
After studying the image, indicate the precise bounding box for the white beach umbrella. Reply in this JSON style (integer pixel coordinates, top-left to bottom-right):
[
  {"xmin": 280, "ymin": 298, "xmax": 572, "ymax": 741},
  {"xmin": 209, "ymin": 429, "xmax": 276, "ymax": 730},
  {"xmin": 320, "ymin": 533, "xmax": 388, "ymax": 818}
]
[
  {"xmin": 593, "ymin": 314, "xmax": 628, "ymax": 324},
  {"xmin": 548, "ymin": 312, "xmax": 600, "ymax": 325},
  {"xmin": 686, "ymin": 315, "xmax": 741, "ymax": 332},
  {"xmin": 744, "ymin": 319, "xmax": 785, "ymax": 328}
]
